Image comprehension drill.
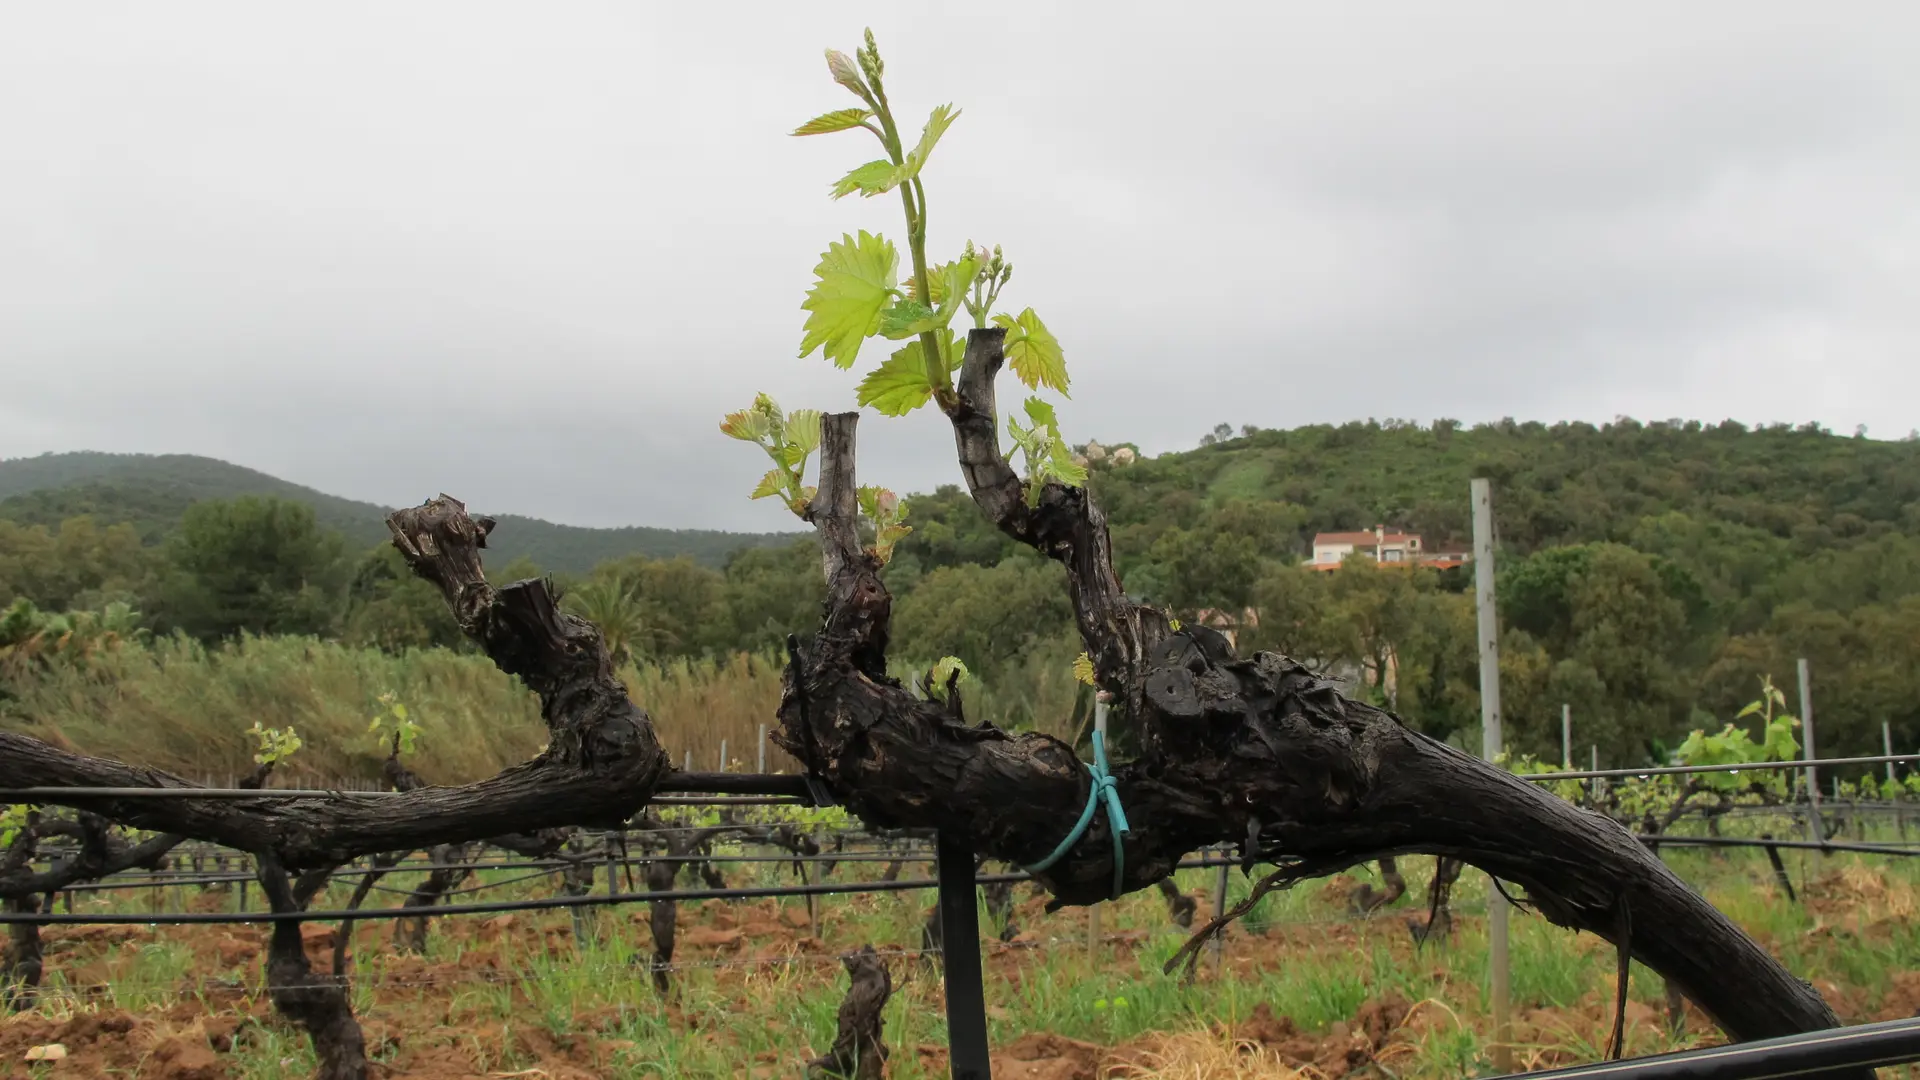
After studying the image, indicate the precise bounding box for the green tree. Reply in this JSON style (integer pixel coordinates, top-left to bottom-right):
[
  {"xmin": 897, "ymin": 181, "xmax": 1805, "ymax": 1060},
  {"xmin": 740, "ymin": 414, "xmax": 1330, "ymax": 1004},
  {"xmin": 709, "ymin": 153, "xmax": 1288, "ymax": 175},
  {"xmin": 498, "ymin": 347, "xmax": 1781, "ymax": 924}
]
[
  {"xmin": 562, "ymin": 578, "xmax": 659, "ymax": 665},
  {"xmin": 0, "ymin": 515, "xmax": 156, "ymax": 613},
  {"xmin": 890, "ymin": 556, "xmax": 1075, "ymax": 676},
  {"xmin": 1702, "ymin": 597, "xmax": 1920, "ymax": 776},
  {"xmin": 1501, "ymin": 543, "xmax": 1706, "ymax": 763},
  {"xmin": 161, "ymin": 496, "xmax": 346, "ymax": 640},
  {"xmin": 583, "ymin": 555, "xmax": 727, "ymax": 658},
  {"xmin": 721, "ymin": 539, "xmax": 826, "ymax": 655},
  {"xmin": 340, "ymin": 544, "xmax": 464, "ymax": 653}
]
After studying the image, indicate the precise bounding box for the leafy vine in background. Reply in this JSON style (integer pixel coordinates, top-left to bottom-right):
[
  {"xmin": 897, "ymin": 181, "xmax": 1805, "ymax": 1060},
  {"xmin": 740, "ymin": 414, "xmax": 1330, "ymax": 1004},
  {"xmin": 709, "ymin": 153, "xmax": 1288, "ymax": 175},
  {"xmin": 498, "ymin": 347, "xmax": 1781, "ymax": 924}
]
[
  {"xmin": 248, "ymin": 722, "xmax": 304, "ymax": 767},
  {"xmin": 1505, "ymin": 673, "xmax": 1810, "ymax": 817},
  {"xmin": 367, "ymin": 691, "xmax": 422, "ymax": 758},
  {"xmin": 0, "ymin": 804, "xmax": 28, "ymax": 849}
]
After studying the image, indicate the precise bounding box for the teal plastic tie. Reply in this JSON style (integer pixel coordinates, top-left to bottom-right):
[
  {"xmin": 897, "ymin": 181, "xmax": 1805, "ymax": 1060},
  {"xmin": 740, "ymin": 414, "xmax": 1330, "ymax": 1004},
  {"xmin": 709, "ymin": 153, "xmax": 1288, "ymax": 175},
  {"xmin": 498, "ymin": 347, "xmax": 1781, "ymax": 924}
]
[{"xmin": 1022, "ymin": 729, "xmax": 1130, "ymax": 898}]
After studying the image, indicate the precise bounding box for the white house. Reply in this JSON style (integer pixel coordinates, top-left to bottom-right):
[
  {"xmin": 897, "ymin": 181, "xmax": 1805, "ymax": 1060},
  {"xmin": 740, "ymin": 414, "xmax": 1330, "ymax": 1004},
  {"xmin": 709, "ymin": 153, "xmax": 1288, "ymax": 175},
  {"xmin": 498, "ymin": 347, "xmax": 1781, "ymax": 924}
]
[{"xmin": 1307, "ymin": 526, "xmax": 1469, "ymax": 572}]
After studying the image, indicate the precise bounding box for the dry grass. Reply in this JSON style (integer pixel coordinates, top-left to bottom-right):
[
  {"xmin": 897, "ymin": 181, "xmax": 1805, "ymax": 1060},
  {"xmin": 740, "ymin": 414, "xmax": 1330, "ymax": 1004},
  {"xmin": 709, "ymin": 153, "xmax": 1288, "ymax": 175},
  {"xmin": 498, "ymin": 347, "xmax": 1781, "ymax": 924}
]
[{"xmin": 1, "ymin": 634, "xmax": 1097, "ymax": 785}]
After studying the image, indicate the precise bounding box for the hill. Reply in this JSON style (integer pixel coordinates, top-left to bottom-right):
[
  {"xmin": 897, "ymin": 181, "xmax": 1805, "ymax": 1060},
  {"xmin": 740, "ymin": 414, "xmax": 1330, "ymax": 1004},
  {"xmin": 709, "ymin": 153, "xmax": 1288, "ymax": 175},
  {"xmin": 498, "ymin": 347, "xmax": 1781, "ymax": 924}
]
[
  {"xmin": 896, "ymin": 417, "xmax": 1920, "ymax": 580},
  {"xmin": 0, "ymin": 452, "xmax": 800, "ymax": 572}
]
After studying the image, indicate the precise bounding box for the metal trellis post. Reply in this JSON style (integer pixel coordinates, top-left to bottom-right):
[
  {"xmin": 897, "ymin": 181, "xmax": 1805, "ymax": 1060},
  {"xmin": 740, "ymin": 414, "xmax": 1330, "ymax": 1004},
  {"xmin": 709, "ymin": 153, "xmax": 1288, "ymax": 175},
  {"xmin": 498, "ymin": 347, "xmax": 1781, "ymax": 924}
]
[
  {"xmin": 1471, "ymin": 476, "xmax": 1512, "ymax": 1072},
  {"xmin": 936, "ymin": 830, "xmax": 992, "ymax": 1079}
]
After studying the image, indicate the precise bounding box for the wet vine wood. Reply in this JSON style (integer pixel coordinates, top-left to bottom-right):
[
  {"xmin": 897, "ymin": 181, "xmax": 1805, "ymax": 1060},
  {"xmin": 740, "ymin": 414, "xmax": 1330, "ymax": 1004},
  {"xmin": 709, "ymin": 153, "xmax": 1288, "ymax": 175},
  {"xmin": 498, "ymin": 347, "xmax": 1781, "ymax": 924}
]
[{"xmin": 775, "ymin": 357, "xmax": 1856, "ymax": 1065}]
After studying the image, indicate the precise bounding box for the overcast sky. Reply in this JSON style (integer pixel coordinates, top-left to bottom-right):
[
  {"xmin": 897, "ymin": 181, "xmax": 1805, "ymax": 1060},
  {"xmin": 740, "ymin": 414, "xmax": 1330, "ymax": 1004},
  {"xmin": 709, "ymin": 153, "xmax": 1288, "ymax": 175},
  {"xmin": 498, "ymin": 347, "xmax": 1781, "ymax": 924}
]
[{"xmin": 3, "ymin": 4, "xmax": 1915, "ymax": 531}]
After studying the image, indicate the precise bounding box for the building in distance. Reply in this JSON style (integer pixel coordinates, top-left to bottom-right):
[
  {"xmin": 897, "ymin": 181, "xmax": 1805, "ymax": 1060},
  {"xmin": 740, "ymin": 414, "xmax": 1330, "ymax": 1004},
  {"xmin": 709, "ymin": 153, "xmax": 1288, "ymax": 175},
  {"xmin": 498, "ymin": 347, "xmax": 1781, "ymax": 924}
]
[{"xmin": 1306, "ymin": 526, "xmax": 1469, "ymax": 572}]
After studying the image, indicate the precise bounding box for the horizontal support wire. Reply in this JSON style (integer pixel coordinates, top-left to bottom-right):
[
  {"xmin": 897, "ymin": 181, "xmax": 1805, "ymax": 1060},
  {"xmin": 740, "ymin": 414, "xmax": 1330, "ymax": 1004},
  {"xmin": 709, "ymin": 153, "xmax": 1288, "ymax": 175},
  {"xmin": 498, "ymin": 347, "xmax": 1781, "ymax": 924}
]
[
  {"xmin": 0, "ymin": 855, "xmax": 1242, "ymax": 925},
  {"xmin": 1517, "ymin": 753, "xmax": 1919, "ymax": 784},
  {"xmin": 2, "ymin": 754, "xmax": 1913, "ymax": 802}
]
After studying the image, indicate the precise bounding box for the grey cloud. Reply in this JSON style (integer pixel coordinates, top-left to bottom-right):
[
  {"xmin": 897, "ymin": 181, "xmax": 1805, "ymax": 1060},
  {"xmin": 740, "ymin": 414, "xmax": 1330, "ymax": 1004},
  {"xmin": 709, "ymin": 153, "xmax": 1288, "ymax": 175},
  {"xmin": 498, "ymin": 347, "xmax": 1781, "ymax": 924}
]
[{"xmin": 1, "ymin": 2, "xmax": 1915, "ymax": 531}]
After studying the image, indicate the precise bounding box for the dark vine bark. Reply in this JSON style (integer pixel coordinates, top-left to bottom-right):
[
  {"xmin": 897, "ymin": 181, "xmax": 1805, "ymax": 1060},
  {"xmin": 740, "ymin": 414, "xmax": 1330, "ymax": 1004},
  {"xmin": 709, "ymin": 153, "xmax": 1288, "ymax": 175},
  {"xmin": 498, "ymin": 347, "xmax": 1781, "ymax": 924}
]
[
  {"xmin": 1, "ymin": 811, "xmax": 181, "ymax": 1009},
  {"xmin": 1352, "ymin": 857, "xmax": 1409, "ymax": 914},
  {"xmin": 631, "ymin": 812, "xmax": 733, "ymax": 994},
  {"xmin": 0, "ymin": 496, "xmax": 669, "ymax": 1080},
  {"xmin": 0, "ymin": 496, "xmax": 670, "ymax": 869},
  {"xmin": 1156, "ymin": 877, "xmax": 1198, "ymax": 928},
  {"xmin": 259, "ymin": 856, "xmax": 364, "ymax": 1080},
  {"xmin": 1408, "ymin": 856, "xmax": 1464, "ymax": 943},
  {"xmin": 775, "ymin": 373, "xmax": 1852, "ymax": 1060},
  {"xmin": 807, "ymin": 945, "xmax": 892, "ymax": 1079},
  {"xmin": 392, "ymin": 841, "xmax": 476, "ymax": 953}
]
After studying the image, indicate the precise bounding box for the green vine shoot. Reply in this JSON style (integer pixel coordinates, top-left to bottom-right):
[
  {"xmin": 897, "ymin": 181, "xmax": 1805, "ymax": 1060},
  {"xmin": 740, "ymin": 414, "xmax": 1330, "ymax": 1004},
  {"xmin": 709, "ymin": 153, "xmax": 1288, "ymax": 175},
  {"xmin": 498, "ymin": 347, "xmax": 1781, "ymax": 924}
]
[
  {"xmin": 248, "ymin": 721, "xmax": 304, "ymax": 768},
  {"xmin": 368, "ymin": 691, "xmax": 422, "ymax": 758},
  {"xmin": 723, "ymin": 27, "xmax": 1086, "ymax": 551}
]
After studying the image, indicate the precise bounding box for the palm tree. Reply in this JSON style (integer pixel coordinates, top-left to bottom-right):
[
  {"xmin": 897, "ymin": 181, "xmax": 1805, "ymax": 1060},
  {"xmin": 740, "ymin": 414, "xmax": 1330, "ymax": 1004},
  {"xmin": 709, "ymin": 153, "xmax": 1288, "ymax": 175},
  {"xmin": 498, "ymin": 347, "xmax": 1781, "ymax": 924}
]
[{"xmin": 564, "ymin": 580, "xmax": 665, "ymax": 665}]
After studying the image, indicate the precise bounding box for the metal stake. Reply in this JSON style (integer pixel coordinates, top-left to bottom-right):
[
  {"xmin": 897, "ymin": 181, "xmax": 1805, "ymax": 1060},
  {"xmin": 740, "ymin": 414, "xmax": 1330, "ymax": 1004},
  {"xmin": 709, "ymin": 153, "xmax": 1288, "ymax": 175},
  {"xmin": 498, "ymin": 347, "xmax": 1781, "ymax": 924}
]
[{"xmin": 937, "ymin": 830, "xmax": 992, "ymax": 1080}]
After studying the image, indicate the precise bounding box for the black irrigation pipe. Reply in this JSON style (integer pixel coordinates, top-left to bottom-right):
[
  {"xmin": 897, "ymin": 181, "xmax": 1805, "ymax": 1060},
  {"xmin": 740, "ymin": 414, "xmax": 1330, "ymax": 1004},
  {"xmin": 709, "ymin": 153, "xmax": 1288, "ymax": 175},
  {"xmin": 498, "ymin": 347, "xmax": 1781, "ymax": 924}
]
[
  {"xmin": 0, "ymin": 855, "xmax": 1241, "ymax": 926},
  {"xmin": 363, "ymin": 867, "xmax": 566, "ymax": 898},
  {"xmin": 1491, "ymin": 1015, "xmax": 1920, "ymax": 1080}
]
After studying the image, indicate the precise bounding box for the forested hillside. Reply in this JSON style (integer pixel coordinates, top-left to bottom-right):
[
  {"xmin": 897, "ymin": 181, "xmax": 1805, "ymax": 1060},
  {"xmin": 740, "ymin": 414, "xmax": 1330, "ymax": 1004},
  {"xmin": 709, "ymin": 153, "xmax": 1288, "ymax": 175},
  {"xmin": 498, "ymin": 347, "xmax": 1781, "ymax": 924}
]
[
  {"xmin": 4, "ymin": 419, "xmax": 1916, "ymax": 772},
  {"xmin": 0, "ymin": 452, "xmax": 800, "ymax": 571}
]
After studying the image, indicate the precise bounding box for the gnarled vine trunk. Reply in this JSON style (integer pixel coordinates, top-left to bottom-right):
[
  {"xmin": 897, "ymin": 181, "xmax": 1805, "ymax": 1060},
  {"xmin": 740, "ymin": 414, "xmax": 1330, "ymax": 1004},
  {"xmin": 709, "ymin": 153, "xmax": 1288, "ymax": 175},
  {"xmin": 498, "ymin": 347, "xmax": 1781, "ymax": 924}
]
[{"xmin": 773, "ymin": 344, "xmax": 1853, "ymax": 1064}]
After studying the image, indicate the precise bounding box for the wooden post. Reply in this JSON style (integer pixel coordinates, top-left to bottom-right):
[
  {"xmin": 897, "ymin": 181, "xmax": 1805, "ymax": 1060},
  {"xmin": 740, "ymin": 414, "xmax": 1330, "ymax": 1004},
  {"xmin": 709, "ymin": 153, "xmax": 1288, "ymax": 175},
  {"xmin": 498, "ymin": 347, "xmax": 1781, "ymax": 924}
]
[
  {"xmin": 718, "ymin": 739, "xmax": 728, "ymax": 772},
  {"xmin": 1799, "ymin": 658, "xmax": 1823, "ymax": 847},
  {"xmin": 1471, "ymin": 477, "xmax": 1512, "ymax": 1072},
  {"xmin": 1561, "ymin": 704, "xmax": 1572, "ymax": 769},
  {"xmin": 1887, "ymin": 721, "xmax": 1897, "ymax": 784},
  {"xmin": 758, "ymin": 724, "xmax": 768, "ymax": 774}
]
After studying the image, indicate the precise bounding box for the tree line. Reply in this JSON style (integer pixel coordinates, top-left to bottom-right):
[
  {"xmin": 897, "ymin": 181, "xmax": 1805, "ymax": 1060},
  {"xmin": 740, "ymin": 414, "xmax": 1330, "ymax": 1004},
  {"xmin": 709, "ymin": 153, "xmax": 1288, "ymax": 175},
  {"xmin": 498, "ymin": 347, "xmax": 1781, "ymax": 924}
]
[{"xmin": 3, "ymin": 417, "xmax": 1916, "ymax": 770}]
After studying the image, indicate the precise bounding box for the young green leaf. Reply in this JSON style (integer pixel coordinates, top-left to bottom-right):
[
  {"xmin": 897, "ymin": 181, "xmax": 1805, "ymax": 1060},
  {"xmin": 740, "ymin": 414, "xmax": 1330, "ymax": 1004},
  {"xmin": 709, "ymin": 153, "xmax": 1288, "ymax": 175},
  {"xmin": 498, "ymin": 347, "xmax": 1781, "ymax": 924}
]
[
  {"xmin": 720, "ymin": 407, "xmax": 772, "ymax": 442},
  {"xmin": 857, "ymin": 334, "xmax": 960, "ymax": 416},
  {"xmin": 1072, "ymin": 652, "xmax": 1096, "ymax": 686},
  {"xmin": 830, "ymin": 159, "xmax": 901, "ymax": 200},
  {"xmin": 893, "ymin": 104, "xmax": 959, "ymax": 188},
  {"xmin": 827, "ymin": 105, "xmax": 960, "ymax": 200},
  {"xmin": 799, "ymin": 231, "xmax": 898, "ymax": 369},
  {"xmin": 993, "ymin": 308, "xmax": 1069, "ymax": 395},
  {"xmin": 792, "ymin": 108, "xmax": 873, "ymax": 136},
  {"xmin": 858, "ymin": 346, "xmax": 936, "ymax": 416},
  {"xmin": 750, "ymin": 469, "xmax": 787, "ymax": 500},
  {"xmin": 1006, "ymin": 395, "xmax": 1087, "ymax": 502},
  {"xmin": 785, "ymin": 409, "xmax": 823, "ymax": 457},
  {"xmin": 925, "ymin": 655, "xmax": 969, "ymax": 700},
  {"xmin": 877, "ymin": 300, "xmax": 943, "ymax": 340}
]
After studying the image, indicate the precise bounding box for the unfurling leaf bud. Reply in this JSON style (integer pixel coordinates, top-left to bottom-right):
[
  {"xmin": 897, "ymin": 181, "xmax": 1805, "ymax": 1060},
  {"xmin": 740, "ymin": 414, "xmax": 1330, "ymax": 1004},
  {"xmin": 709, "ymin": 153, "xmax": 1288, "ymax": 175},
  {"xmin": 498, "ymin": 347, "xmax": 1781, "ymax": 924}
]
[{"xmin": 826, "ymin": 49, "xmax": 874, "ymax": 104}]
